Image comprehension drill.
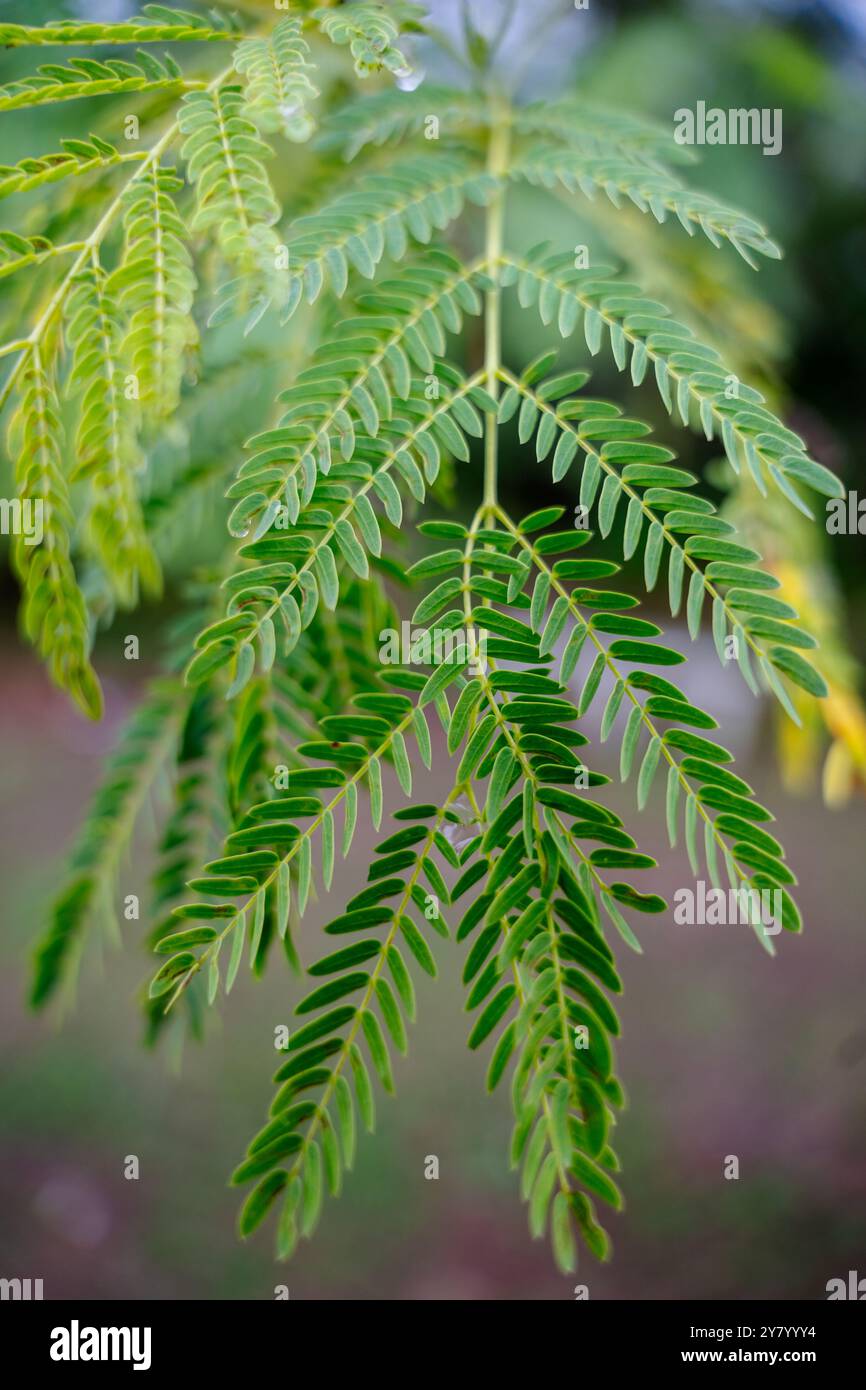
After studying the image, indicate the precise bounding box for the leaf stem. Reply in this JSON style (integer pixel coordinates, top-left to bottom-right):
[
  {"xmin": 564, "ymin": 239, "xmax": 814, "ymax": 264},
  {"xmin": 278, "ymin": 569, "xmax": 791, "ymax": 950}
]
[{"xmin": 482, "ymin": 90, "xmax": 510, "ymax": 509}]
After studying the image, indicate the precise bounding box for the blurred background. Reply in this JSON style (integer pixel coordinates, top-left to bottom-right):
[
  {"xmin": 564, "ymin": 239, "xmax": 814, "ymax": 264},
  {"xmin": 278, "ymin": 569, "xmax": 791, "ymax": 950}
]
[{"xmin": 1, "ymin": 0, "xmax": 865, "ymax": 1299}]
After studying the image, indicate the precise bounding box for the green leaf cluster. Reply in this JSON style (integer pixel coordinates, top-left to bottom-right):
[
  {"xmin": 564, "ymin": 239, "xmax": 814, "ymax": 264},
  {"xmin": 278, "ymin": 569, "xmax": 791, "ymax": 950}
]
[{"xmin": 0, "ymin": 4, "xmax": 838, "ymax": 1278}]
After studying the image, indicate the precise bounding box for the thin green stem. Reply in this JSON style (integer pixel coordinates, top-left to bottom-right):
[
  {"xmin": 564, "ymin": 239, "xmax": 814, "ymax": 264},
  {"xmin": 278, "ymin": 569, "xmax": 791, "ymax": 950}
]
[{"xmin": 482, "ymin": 91, "xmax": 510, "ymax": 508}]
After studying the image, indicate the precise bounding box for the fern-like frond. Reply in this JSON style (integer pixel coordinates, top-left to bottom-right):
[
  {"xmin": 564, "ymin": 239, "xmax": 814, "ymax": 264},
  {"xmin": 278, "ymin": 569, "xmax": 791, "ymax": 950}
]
[
  {"xmin": 512, "ymin": 97, "xmax": 698, "ymax": 169},
  {"xmin": 415, "ymin": 505, "xmax": 797, "ymax": 1261},
  {"xmin": 0, "ymin": 48, "xmax": 204, "ymax": 113},
  {"xmin": 234, "ymin": 14, "xmax": 318, "ymax": 142},
  {"xmin": 322, "ymin": 88, "xmax": 691, "ymax": 169},
  {"xmin": 0, "ymin": 137, "xmax": 147, "ymax": 203},
  {"xmin": 493, "ymin": 358, "xmax": 828, "ymax": 714},
  {"xmin": 178, "ymin": 83, "xmax": 285, "ymax": 325},
  {"xmin": 65, "ymin": 261, "xmax": 161, "ymax": 604},
  {"xmin": 449, "ymin": 651, "xmax": 632, "ymax": 1268},
  {"xmin": 147, "ymin": 683, "xmax": 435, "ymax": 1012},
  {"xmin": 488, "ymin": 506, "xmax": 802, "ymax": 941},
  {"xmin": 0, "ymin": 230, "xmax": 86, "ymax": 281},
  {"xmin": 143, "ymin": 572, "xmax": 397, "ymax": 1043},
  {"xmin": 314, "ymin": 1, "xmax": 421, "ymax": 80},
  {"xmin": 231, "ymin": 789, "xmax": 456, "ymax": 1255},
  {"xmin": 187, "ymin": 362, "xmax": 491, "ymax": 695},
  {"xmin": 279, "ymin": 154, "xmax": 495, "ymax": 320},
  {"xmin": 513, "ymin": 142, "xmax": 782, "ymax": 268},
  {"xmin": 372, "ymin": 515, "xmax": 657, "ymax": 1267},
  {"xmin": 321, "ymin": 85, "xmax": 487, "ymax": 161},
  {"xmin": 108, "ymin": 164, "xmax": 198, "ymax": 419},
  {"xmin": 464, "ymin": 877, "xmax": 622, "ymax": 1270},
  {"xmin": 225, "ymin": 247, "xmax": 482, "ymax": 524},
  {"xmin": 7, "ymin": 348, "xmax": 102, "ymax": 717},
  {"xmin": 0, "ymin": 8, "xmax": 240, "ymax": 47},
  {"xmin": 180, "ymin": 84, "xmax": 281, "ymax": 266},
  {"xmin": 501, "ymin": 246, "xmax": 842, "ymax": 510}
]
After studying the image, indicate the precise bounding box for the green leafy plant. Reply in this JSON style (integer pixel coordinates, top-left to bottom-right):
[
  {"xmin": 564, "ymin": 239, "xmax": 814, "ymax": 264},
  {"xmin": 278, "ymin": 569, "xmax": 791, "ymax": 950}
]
[{"xmin": 2, "ymin": 2, "xmax": 843, "ymax": 1276}]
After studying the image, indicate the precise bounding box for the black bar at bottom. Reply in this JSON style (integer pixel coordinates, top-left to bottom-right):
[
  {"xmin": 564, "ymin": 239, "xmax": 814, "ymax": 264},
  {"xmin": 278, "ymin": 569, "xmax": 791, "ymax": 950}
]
[{"xmin": 3, "ymin": 1297, "xmax": 861, "ymax": 1374}]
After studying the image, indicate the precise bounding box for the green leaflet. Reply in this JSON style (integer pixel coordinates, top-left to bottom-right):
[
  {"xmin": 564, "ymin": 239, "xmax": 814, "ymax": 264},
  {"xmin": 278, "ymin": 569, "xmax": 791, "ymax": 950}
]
[
  {"xmin": 600, "ymin": 679, "xmax": 626, "ymax": 741},
  {"xmin": 226, "ymin": 912, "xmax": 247, "ymax": 995},
  {"xmin": 769, "ymin": 646, "xmax": 827, "ymax": 699},
  {"xmin": 448, "ymin": 679, "xmax": 484, "ymax": 754},
  {"xmin": 665, "ymin": 764, "xmax": 680, "ymax": 847},
  {"xmin": 636, "ymin": 735, "xmax": 662, "ymax": 810},
  {"xmin": 487, "ymin": 747, "xmax": 519, "ymax": 823},
  {"xmin": 368, "ymin": 757, "xmax": 383, "ymax": 829},
  {"xmin": 686, "ymin": 568, "xmax": 705, "ymax": 639},
  {"xmin": 619, "ymin": 705, "xmax": 643, "ymax": 781}
]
